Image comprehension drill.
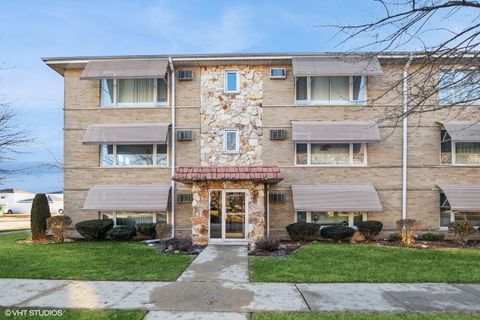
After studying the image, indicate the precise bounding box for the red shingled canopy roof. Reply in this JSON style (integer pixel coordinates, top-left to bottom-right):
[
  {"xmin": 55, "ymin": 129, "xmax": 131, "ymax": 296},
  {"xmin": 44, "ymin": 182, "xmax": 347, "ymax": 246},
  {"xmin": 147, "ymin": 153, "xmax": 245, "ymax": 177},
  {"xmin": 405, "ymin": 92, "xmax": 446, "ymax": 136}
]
[{"xmin": 173, "ymin": 166, "xmax": 283, "ymax": 183}]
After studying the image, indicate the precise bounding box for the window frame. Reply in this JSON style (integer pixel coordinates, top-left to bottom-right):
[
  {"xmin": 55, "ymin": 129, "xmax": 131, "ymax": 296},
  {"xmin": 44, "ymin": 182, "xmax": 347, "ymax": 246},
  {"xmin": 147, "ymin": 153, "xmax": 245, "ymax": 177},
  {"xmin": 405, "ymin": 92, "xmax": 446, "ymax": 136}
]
[
  {"xmin": 439, "ymin": 68, "xmax": 480, "ymax": 105},
  {"xmin": 294, "ymin": 211, "xmax": 367, "ymax": 227},
  {"xmin": 294, "ymin": 143, "xmax": 367, "ymax": 167},
  {"xmin": 223, "ymin": 129, "xmax": 240, "ymax": 154},
  {"xmin": 224, "ymin": 70, "xmax": 240, "ymax": 93},
  {"xmin": 100, "ymin": 78, "xmax": 168, "ymax": 108},
  {"xmin": 102, "ymin": 211, "xmax": 167, "ymax": 227},
  {"xmin": 100, "ymin": 144, "xmax": 169, "ymax": 167},
  {"xmin": 270, "ymin": 68, "xmax": 286, "ymax": 79},
  {"xmin": 440, "ymin": 128, "xmax": 480, "ymax": 166},
  {"xmin": 294, "ymin": 75, "xmax": 367, "ymax": 105}
]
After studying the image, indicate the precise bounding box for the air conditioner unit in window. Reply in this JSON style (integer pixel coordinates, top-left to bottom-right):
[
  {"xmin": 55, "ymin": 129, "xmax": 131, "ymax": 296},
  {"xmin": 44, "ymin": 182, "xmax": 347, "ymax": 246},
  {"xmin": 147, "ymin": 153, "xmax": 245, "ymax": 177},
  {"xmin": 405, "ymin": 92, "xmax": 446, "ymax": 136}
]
[
  {"xmin": 176, "ymin": 130, "xmax": 194, "ymax": 141},
  {"xmin": 270, "ymin": 68, "xmax": 286, "ymax": 79},
  {"xmin": 270, "ymin": 129, "xmax": 287, "ymax": 140},
  {"xmin": 269, "ymin": 193, "xmax": 286, "ymax": 203},
  {"xmin": 178, "ymin": 69, "xmax": 193, "ymax": 80}
]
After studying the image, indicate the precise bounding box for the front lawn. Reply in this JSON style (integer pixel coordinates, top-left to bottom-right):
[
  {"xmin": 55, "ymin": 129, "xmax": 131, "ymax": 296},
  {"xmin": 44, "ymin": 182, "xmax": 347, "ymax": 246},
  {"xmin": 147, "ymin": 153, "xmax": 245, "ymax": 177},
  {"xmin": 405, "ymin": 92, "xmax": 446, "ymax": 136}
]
[
  {"xmin": 0, "ymin": 232, "xmax": 194, "ymax": 281},
  {"xmin": 250, "ymin": 242, "xmax": 480, "ymax": 282},
  {"xmin": 0, "ymin": 309, "xmax": 145, "ymax": 320},
  {"xmin": 252, "ymin": 312, "xmax": 480, "ymax": 320}
]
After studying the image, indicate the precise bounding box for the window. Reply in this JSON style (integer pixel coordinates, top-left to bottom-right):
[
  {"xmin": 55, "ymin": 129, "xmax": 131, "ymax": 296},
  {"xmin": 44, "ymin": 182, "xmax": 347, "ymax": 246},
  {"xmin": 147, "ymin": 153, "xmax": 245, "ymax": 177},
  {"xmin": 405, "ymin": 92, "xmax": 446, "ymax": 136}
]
[
  {"xmin": 270, "ymin": 68, "xmax": 286, "ymax": 79},
  {"xmin": 225, "ymin": 70, "xmax": 239, "ymax": 93},
  {"xmin": 440, "ymin": 193, "xmax": 480, "ymax": 227},
  {"xmin": 295, "ymin": 76, "xmax": 365, "ymax": 104},
  {"xmin": 440, "ymin": 129, "xmax": 480, "ymax": 165},
  {"xmin": 439, "ymin": 69, "xmax": 480, "ymax": 104},
  {"xmin": 101, "ymin": 144, "xmax": 167, "ymax": 166},
  {"xmin": 295, "ymin": 211, "xmax": 364, "ymax": 227},
  {"xmin": 100, "ymin": 78, "xmax": 167, "ymax": 107},
  {"xmin": 224, "ymin": 130, "xmax": 239, "ymax": 153},
  {"xmin": 102, "ymin": 212, "xmax": 166, "ymax": 226},
  {"xmin": 295, "ymin": 143, "xmax": 366, "ymax": 166}
]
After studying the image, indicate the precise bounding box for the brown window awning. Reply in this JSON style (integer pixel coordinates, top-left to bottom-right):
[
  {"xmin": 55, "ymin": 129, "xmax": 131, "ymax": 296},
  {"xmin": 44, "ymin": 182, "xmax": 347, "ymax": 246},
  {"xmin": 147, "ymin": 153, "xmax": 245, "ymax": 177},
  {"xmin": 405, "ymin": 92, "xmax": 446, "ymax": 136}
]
[
  {"xmin": 83, "ymin": 184, "xmax": 170, "ymax": 212},
  {"xmin": 80, "ymin": 59, "xmax": 169, "ymax": 79},
  {"xmin": 291, "ymin": 184, "xmax": 383, "ymax": 212},
  {"xmin": 83, "ymin": 123, "xmax": 170, "ymax": 145},
  {"xmin": 439, "ymin": 121, "xmax": 480, "ymax": 142},
  {"xmin": 292, "ymin": 121, "xmax": 380, "ymax": 143},
  {"xmin": 438, "ymin": 185, "xmax": 480, "ymax": 212},
  {"xmin": 292, "ymin": 56, "xmax": 383, "ymax": 77},
  {"xmin": 173, "ymin": 166, "xmax": 283, "ymax": 183}
]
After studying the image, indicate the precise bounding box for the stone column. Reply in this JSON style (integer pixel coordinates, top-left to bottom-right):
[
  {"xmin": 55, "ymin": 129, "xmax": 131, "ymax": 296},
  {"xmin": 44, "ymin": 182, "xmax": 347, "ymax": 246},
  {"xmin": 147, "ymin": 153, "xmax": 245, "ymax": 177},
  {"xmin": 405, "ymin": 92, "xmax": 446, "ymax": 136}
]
[
  {"xmin": 191, "ymin": 182, "xmax": 209, "ymax": 245},
  {"xmin": 247, "ymin": 182, "xmax": 266, "ymax": 248}
]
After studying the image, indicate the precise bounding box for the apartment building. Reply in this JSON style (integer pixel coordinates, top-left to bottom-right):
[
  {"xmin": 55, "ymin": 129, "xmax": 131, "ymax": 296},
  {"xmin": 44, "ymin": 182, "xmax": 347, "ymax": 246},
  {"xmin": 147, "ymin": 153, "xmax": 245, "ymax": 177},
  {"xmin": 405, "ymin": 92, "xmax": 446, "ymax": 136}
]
[{"xmin": 43, "ymin": 53, "xmax": 480, "ymax": 244}]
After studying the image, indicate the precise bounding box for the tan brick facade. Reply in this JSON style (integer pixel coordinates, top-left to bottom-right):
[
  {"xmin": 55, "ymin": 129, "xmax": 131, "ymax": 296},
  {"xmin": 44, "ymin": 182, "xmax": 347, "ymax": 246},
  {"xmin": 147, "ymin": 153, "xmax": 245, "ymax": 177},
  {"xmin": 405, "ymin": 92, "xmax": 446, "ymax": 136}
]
[{"xmin": 56, "ymin": 55, "xmax": 480, "ymax": 241}]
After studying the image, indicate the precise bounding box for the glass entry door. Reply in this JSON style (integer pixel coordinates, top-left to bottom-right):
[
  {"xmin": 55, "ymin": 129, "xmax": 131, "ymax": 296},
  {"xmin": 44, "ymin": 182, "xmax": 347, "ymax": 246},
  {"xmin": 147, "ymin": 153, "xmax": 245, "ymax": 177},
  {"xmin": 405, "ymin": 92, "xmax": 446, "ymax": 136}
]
[{"xmin": 209, "ymin": 189, "xmax": 247, "ymax": 241}]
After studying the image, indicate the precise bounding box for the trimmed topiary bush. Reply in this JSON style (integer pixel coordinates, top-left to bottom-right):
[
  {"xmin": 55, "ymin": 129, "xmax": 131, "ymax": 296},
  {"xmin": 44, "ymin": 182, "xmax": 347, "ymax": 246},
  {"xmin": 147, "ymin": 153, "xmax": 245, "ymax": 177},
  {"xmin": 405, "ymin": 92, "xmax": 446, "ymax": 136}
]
[
  {"xmin": 46, "ymin": 215, "xmax": 72, "ymax": 242},
  {"xmin": 321, "ymin": 226, "xmax": 355, "ymax": 242},
  {"xmin": 136, "ymin": 223, "xmax": 156, "ymax": 238},
  {"xmin": 356, "ymin": 220, "xmax": 383, "ymax": 241},
  {"xmin": 106, "ymin": 225, "xmax": 136, "ymax": 241},
  {"xmin": 419, "ymin": 232, "xmax": 445, "ymax": 242},
  {"xmin": 254, "ymin": 236, "xmax": 280, "ymax": 252},
  {"xmin": 76, "ymin": 219, "xmax": 114, "ymax": 240},
  {"xmin": 30, "ymin": 194, "xmax": 52, "ymax": 241},
  {"xmin": 286, "ymin": 222, "xmax": 321, "ymax": 241}
]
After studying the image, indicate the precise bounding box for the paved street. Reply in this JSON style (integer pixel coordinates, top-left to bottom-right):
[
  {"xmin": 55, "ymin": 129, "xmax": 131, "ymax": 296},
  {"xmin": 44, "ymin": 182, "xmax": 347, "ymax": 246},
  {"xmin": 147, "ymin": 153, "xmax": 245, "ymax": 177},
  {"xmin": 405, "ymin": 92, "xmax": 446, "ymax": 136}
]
[
  {"xmin": 1, "ymin": 245, "xmax": 480, "ymax": 319},
  {"xmin": 0, "ymin": 216, "xmax": 30, "ymax": 231}
]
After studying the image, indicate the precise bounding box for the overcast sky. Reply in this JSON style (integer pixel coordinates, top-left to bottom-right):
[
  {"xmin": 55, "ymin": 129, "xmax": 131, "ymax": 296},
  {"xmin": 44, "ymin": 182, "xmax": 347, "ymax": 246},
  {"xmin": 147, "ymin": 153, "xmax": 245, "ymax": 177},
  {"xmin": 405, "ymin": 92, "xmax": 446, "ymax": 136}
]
[{"xmin": 0, "ymin": 0, "xmax": 465, "ymax": 193}]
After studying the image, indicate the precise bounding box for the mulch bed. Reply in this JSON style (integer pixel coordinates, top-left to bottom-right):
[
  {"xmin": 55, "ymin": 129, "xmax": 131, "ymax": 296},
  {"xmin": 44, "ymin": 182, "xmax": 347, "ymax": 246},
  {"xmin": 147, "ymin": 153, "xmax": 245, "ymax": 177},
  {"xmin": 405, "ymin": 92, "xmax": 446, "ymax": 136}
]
[
  {"xmin": 377, "ymin": 239, "xmax": 480, "ymax": 249},
  {"xmin": 249, "ymin": 241, "xmax": 303, "ymax": 256}
]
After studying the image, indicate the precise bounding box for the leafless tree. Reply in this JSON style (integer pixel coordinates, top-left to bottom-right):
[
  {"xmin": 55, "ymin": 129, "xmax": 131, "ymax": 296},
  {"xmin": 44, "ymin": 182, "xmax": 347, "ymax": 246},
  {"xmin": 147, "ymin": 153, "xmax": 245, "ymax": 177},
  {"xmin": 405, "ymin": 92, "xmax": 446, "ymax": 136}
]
[{"xmin": 324, "ymin": 0, "xmax": 480, "ymax": 125}]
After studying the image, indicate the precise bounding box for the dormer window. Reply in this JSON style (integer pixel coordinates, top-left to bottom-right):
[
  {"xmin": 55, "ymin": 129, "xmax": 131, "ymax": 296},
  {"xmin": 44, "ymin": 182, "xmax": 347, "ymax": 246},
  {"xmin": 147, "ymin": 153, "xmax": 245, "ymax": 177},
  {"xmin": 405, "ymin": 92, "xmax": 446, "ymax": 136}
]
[{"xmin": 101, "ymin": 78, "xmax": 168, "ymax": 107}]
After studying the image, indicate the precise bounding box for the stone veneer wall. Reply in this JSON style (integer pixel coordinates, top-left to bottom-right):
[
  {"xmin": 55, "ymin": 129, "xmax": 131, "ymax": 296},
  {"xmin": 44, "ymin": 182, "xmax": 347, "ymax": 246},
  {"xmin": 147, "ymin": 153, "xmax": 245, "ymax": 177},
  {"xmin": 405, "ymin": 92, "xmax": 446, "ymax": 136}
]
[
  {"xmin": 191, "ymin": 181, "xmax": 265, "ymax": 246},
  {"xmin": 200, "ymin": 66, "xmax": 263, "ymax": 166}
]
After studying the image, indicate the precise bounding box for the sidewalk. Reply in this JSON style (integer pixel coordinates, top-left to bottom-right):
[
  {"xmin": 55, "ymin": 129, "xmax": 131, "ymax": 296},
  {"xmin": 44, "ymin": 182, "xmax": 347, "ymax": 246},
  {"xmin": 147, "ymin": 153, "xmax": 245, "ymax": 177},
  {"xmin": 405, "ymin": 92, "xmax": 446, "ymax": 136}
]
[{"xmin": 1, "ymin": 245, "xmax": 480, "ymax": 318}]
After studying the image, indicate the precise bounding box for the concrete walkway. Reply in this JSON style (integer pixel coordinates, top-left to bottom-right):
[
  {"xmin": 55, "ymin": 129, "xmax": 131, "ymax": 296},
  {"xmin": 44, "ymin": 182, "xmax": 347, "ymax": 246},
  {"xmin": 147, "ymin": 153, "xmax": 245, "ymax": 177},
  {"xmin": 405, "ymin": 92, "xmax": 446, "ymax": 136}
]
[{"xmin": 1, "ymin": 245, "xmax": 480, "ymax": 319}]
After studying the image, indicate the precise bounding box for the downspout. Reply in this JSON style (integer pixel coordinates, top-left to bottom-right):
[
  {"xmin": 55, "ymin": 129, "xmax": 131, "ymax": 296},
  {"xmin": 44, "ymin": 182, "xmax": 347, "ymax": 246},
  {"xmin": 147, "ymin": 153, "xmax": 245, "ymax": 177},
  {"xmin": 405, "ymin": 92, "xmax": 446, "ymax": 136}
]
[
  {"xmin": 402, "ymin": 54, "xmax": 414, "ymax": 221},
  {"xmin": 169, "ymin": 57, "xmax": 176, "ymax": 238},
  {"xmin": 265, "ymin": 183, "xmax": 270, "ymax": 237}
]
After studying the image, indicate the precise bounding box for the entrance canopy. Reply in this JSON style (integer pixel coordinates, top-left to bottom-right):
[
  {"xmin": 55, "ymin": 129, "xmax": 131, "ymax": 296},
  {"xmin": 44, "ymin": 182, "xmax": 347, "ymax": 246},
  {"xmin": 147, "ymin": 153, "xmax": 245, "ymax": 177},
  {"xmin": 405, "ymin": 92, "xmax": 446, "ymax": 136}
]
[
  {"xmin": 173, "ymin": 166, "xmax": 283, "ymax": 183},
  {"xmin": 83, "ymin": 184, "xmax": 170, "ymax": 212},
  {"xmin": 438, "ymin": 185, "xmax": 480, "ymax": 212},
  {"xmin": 291, "ymin": 184, "xmax": 383, "ymax": 212}
]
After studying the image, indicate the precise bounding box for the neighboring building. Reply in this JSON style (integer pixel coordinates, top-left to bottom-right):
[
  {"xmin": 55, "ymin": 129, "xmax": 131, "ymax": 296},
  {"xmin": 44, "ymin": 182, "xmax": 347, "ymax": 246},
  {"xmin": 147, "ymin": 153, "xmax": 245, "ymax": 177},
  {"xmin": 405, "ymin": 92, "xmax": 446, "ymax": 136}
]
[
  {"xmin": 43, "ymin": 53, "xmax": 480, "ymax": 244},
  {"xmin": 0, "ymin": 188, "xmax": 64, "ymax": 214}
]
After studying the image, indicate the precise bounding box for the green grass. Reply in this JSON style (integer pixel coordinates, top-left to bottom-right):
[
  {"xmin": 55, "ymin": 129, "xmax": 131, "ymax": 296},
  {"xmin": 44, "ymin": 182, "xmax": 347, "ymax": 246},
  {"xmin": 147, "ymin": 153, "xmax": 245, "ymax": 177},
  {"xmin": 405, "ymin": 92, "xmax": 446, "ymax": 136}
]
[
  {"xmin": 250, "ymin": 242, "xmax": 480, "ymax": 282},
  {"xmin": 0, "ymin": 309, "xmax": 145, "ymax": 320},
  {"xmin": 252, "ymin": 312, "xmax": 480, "ymax": 320},
  {"xmin": 0, "ymin": 232, "xmax": 193, "ymax": 281}
]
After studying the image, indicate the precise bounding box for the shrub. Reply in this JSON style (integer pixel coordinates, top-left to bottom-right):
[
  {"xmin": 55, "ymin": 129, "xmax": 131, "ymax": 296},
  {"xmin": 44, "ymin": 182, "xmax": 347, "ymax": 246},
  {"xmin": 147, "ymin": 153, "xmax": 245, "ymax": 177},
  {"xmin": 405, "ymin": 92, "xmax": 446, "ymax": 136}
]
[
  {"xmin": 356, "ymin": 221, "xmax": 383, "ymax": 241},
  {"xmin": 46, "ymin": 215, "xmax": 72, "ymax": 242},
  {"xmin": 106, "ymin": 225, "xmax": 136, "ymax": 241},
  {"xmin": 164, "ymin": 237, "xmax": 193, "ymax": 251},
  {"xmin": 136, "ymin": 223, "xmax": 156, "ymax": 238},
  {"xmin": 255, "ymin": 237, "xmax": 280, "ymax": 252},
  {"xmin": 156, "ymin": 223, "xmax": 173, "ymax": 240},
  {"xmin": 76, "ymin": 219, "xmax": 114, "ymax": 240},
  {"xmin": 419, "ymin": 232, "xmax": 445, "ymax": 242},
  {"xmin": 30, "ymin": 194, "xmax": 52, "ymax": 241},
  {"xmin": 286, "ymin": 222, "xmax": 321, "ymax": 241},
  {"xmin": 388, "ymin": 232, "xmax": 402, "ymax": 241},
  {"xmin": 448, "ymin": 220, "xmax": 477, "ymax": 245},
  {"xmin": 396, "ymin": 219, "xmax": 420, "ymax": 246},
  {"xmin": 321, "ymin": 226, "xmax": 355, "ymax": 242}
]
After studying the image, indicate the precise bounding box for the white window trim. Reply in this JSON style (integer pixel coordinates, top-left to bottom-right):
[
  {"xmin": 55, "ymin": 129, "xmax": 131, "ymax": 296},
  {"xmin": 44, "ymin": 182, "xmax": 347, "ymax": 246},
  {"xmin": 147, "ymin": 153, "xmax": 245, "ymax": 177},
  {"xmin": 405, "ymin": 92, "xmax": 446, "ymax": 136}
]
[
  {"xmin": 294, "ymin": 143, "xmax": 367, "ymax": 167},
  {"xmin": 100, "ymin": 78, "xmax": 168, "ymax": 108},
  {"xmin": 294, "ymin": 211, "xmax": 367, "ymax": 227},
  {"xmin": 107, "ymin": 211, "xmax": 163, "ymax": 227},
  {"xmin": 439, "ymin": 68, "xmax": 480, "ymax": 105},
  {"xmin": 223, "ymin": 130, "xmax": 240, "ymax": 154},
  {"xmin": 270, "ymin": 68, "xmax": 286, "ymax": 79},
  {"xmin": 224, "ymin": 70, "xmax": 240, "ymax": 93},
  {"xmin": 441, "ymin": 129, "xmax": 480, "ymax": 166},
  {"xmin": 294, "ymin": 75, "xmax": 367, "ymax": 105},
  {"xmin": 100, "ymin": 143, "xmax": 169, "ymax": 167}
]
